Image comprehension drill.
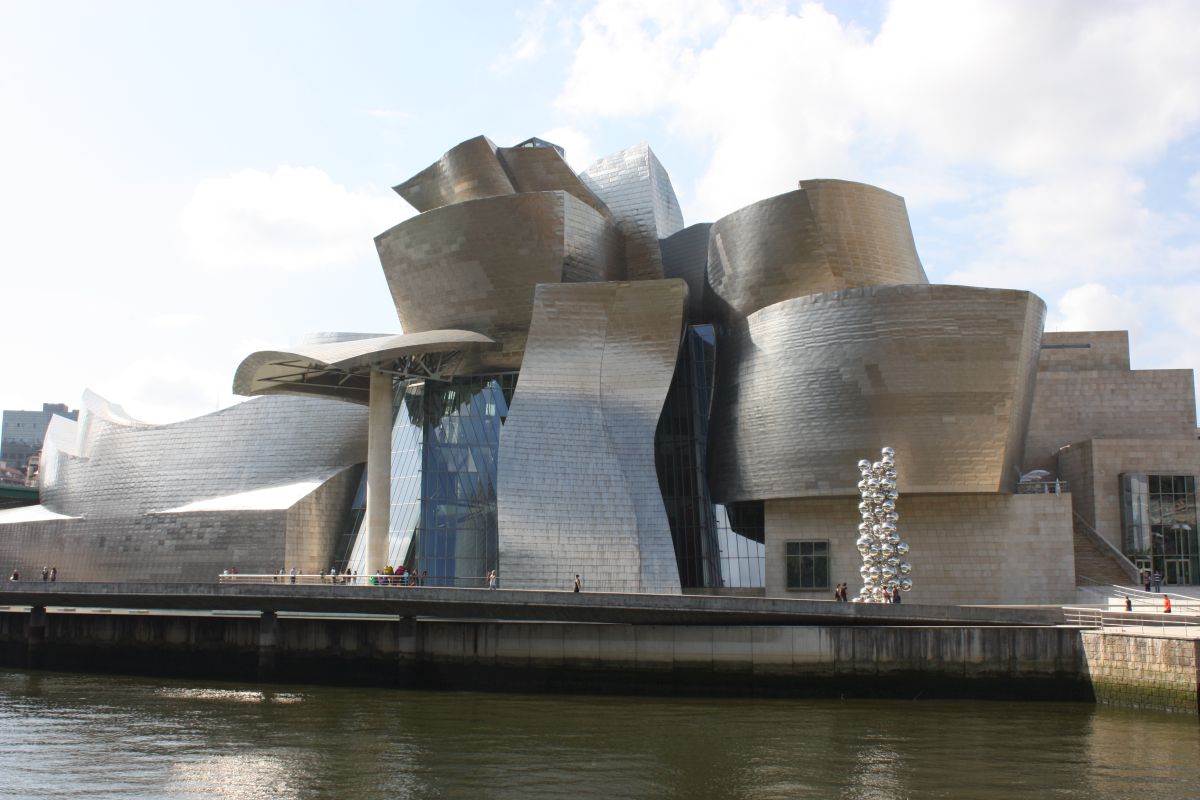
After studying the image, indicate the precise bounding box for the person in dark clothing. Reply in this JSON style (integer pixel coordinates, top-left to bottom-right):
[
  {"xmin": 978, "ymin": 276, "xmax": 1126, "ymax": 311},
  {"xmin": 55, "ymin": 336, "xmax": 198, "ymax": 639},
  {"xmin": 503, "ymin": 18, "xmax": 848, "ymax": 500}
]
[
  {"xmin": 891, "ymin": 586, "xmax": 901, "ymax": 604},
  {"xmin": 573, "ymin": 574, "xmax": 582, "ymax": 592}
]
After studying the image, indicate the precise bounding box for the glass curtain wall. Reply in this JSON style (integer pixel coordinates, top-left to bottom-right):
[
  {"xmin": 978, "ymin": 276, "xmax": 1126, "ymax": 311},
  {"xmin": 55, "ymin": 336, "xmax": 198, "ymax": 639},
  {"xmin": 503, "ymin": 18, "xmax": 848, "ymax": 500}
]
[
  {"xmin": 655, "ymin": 324, "xmax": 765, "ymax": 589},
  {"xmin": 342, "ymin": 374, "xmax": 516, "ymax": 586},
  {"xmin": 1121, "ymin": 473, "xmax": 1198, "ymax": 585}
]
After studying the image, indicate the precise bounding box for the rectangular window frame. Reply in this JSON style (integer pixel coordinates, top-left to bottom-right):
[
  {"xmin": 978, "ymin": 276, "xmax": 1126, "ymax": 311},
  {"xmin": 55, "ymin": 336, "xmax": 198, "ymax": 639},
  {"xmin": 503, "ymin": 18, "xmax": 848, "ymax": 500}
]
[{"xmin": 784, "ymin": 539, "xmax": 830, "ymax": 591}]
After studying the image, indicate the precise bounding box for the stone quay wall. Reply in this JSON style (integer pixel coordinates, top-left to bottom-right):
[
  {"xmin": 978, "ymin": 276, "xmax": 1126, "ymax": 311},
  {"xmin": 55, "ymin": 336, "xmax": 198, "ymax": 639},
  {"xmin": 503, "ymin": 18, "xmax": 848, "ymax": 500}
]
[
  {"xmin": 0, "ymin": 611, "xmax": 1088, "ymax": 701},
  {"xmin": 1081, "ymin": 630, "xmax": 1199, "ymax": 715}
]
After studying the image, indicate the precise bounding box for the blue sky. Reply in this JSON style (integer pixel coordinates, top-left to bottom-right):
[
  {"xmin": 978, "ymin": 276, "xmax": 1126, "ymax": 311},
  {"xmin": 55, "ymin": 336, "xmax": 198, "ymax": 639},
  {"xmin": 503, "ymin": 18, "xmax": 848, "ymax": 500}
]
[{"xmin": 2, "ymin": 0, "xmax": 1198, "ymax": 423}]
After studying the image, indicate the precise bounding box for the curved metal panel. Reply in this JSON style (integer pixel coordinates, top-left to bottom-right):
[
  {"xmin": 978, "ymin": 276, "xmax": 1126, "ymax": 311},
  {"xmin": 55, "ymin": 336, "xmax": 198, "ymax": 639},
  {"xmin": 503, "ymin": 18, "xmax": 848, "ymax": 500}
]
[
  {"xmin": 232, "ymin": 329, "xmax": 500, "ymax": 402},
  {"xmin": 498, "ymin": 280, "xmax": 687, "ymax": 594},
  {"xmin": 39, "ymin": 392, "xmax": 367, "ymax": 519},
  {"xmin": 708, "ymin": 285, "xmax": 1046, "ymax": 501},
  {"xmin": 707, "ymin": 182, "xmax": 927, "ymax": 319},
  {"xmin": 496, "ymin": 145, "xmax": 612, "ymax": 220},
  {"xmin": 659, "ymin": 223, "xmax": 712, "ymax": 322},
  {"xmin": 375, "ymin": 191, "xmax": 622, "ymax": 369},
  {"xmin": 391, "ymin": 135, "xmax": 515, "ymax": 213},
  {"xmin": 581, "ymin": 144, "xmax": 684, "ymax": 281}
]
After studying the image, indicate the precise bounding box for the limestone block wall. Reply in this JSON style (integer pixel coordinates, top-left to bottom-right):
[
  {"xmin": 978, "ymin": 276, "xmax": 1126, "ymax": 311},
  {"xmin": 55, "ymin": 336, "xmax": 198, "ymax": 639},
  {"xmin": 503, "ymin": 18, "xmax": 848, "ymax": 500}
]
[
  {"xmin": 1058, "ymin": 438, "xmax": 1200, "ymax": 552},
  {"xmin": 284, "ymin": 465, "xmax": 362, "ymax": 572},
  {"xmin": 764, "ymin": 493, "xmax": 1076, "ymax": 605},
  {"xmin": 1038, "ymin": 331, "xmax": 1131, "ymax": 372},
  {"xmin": 497, "ymin": 280, "xmax": 686, "ymax": 594},
  {"xmin": 1081, "ymin": 631, "xmax": 1199, "ymax": 714},
  {"xmin": 1025, "ymin": 369, "xmax": 1196, "ymax": 474},
  {"xmin": 0, "ymin": 511, "xmax": 289, "ymax": 581}
]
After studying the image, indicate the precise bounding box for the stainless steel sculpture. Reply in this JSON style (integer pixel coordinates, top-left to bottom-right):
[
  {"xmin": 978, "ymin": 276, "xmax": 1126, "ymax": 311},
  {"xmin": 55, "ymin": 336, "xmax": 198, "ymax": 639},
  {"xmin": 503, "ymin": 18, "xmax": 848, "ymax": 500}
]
[{"xmin": 853, "ymin": 447, "xmax": 912, "ymax": 602}]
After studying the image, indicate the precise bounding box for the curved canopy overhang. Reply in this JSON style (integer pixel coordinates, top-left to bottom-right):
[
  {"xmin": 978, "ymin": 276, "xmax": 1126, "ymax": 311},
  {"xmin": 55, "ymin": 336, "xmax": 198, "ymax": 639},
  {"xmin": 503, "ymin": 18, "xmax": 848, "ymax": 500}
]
[{"xmin": 232, "ymin": 329, "xmax": 500, "ymax": 404}]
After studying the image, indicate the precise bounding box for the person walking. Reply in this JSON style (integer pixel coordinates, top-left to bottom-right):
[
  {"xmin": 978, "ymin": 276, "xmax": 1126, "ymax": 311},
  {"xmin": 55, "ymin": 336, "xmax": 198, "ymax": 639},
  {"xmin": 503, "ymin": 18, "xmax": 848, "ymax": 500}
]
[
  {"xmin": 573, "ymin": 574, "xmax": 582, "ymax": 593},
  {"xmin": 49, "ymin": 566, "xmax": 57, "ymax": 582},
  {"xmin": 891, "ymin": 585, "xmax": 901, "ymax": 604},
  {"xmin": 41, "ymin": 566, "xmax": 48, "ymax": 582},
  {"xmin": 289, "ymin": 566, "xmax": 297, "ymax": 585},
  {"xmin": 1152, "ymin": 571, "xmax": 1163, "ymax": 593},
  {"xmin": 1164, "ymin": 595, "xmax": 1172, "ymax": 614},
  {"xmin": 488, "ymin": 569, "xmax": 498, "ymax": 590},
  {"xmin": 1124, "ymin": 595, "xmax": 1133, "ymax": 612}
]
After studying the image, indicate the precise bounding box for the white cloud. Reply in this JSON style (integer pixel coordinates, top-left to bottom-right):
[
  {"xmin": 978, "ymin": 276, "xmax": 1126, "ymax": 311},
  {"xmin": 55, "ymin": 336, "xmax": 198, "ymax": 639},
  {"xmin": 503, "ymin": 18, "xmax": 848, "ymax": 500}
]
[
  {"xmin": 1046, "ymin": 283, "xmax": 1142, "ymax": 334},
  {"xmin": 538, "ymin": 125, "xmax": 598, "ymax": 171},
  {"xmin": 492, "ymin": 0, "xmax": 560, "ymax": 71},
  {"xmin": 179, "ymin": 166, "xmax": 407, "ymax": 272},
  {"xmin": 558, "ymin": 1, "xmax": 1200, "ymax": 217}
]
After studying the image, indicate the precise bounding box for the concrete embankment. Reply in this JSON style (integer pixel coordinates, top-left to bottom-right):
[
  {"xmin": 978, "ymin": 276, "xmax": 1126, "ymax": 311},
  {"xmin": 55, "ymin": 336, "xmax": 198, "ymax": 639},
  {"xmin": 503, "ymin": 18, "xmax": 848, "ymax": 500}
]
[
  {"xmin": 1081, "ymin": 630, "xmax": 1199, "ymax": 715},
  {"xmin": 0, "ymin": 610, "xmax": 1091, "ymax": 701}
]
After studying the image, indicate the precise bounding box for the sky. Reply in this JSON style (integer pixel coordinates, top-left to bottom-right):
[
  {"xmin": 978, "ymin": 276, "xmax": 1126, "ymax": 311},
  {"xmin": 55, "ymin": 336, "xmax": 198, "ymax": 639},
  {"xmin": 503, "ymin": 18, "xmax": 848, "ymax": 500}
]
[{"xmin": 2, "ymin": 0, "xmax": 1198, "ymax": 424}]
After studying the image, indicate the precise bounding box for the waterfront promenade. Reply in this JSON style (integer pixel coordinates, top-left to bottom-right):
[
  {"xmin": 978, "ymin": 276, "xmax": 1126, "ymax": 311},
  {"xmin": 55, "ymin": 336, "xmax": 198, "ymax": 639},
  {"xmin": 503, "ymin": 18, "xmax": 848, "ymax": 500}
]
[{"xmin": 0, "ymin": 581, "xmax": 1062, "ymax": 626}]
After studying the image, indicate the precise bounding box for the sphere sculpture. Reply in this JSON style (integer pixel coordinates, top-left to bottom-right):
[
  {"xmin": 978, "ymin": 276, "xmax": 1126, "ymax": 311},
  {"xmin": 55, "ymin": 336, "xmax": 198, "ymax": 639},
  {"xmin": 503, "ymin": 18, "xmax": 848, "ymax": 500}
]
[{"xmin": 853, "ymin": 447, "xmax": 913, "ymax": 603}]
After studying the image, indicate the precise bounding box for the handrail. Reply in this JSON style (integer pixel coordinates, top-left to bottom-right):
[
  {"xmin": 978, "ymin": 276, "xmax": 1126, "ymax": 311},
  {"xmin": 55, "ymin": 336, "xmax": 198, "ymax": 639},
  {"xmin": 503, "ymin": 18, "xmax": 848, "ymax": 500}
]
[
  {"xmin": 1072, "ymin": 511, "xmax": 1141, "ymax": 582},
  {"xmin": 215, "ymin": 573, "xmax": 583, "ymax": 590},
  {"xmin": 1063, "ymin": 605, "xmax": 1200, "ymax": 634}
]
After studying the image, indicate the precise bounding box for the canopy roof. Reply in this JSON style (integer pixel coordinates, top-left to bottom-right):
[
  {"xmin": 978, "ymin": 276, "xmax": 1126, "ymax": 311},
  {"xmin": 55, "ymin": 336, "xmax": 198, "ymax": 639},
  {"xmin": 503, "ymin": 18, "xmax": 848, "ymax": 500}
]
[{"xmin": 232, "ymin": 330, "xmax": 499, "ymax": 404}]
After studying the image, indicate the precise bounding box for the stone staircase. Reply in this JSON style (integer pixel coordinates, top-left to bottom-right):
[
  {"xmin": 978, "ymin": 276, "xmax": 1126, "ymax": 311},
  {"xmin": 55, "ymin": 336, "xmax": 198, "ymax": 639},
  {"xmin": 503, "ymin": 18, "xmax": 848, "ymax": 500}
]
[{"xmin": 1073, "ymin": 525, "xmax": 1135, "ymax": 587}]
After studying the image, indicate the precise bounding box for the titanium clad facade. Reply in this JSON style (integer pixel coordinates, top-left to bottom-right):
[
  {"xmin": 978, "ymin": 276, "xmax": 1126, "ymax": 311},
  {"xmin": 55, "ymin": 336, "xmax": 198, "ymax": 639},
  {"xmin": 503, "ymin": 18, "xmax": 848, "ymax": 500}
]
[
  {"xmin": 495, "ymin": 145, "xmax": 613, "ymax": 219},
  {"xmin": 0, "ymin": 394, "xmax": 367, "ymax": 581},
  {"xmin": 659, "ymin": 223, "xmax": 714, "ymax": 323},
  {"xmin": 581, "ymin": 144, "xmax": 685, "ymax": 281},
  {"xmin": 497, "ymin": 280, "xmax": 686, "ymax": 594},
  {"xmin": 707, "ymin": 183, "xmax": 927, "ymax": 319},
  {"xmin": 375, "ymin": 191, "xmax": 622, "ymax": 369},
  {"xmin": 392, "ymin": 135, "xmax": 515, "ymax": 213},
  {"xmin": 708, "ymin": 285, "xmax": 1046, "ymax": 502}
]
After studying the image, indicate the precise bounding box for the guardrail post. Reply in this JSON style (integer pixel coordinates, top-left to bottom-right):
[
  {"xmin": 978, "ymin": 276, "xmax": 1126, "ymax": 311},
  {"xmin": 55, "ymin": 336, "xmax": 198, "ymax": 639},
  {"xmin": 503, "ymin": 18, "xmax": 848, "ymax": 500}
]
[
  {"xmin": 258, "ymin": 611, "xmax": 279, "ymax": 680},
  {"xmin": 26, "ymin": 606, "xmax": 47, "ymax": 669}
]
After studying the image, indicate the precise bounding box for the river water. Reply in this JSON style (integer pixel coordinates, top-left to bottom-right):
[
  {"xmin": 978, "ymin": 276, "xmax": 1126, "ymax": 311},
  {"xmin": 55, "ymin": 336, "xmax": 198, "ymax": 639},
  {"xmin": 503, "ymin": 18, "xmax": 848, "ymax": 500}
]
[{"xmin": 0, "ymin": 669, "xmax": 1197, "ymax": 799}]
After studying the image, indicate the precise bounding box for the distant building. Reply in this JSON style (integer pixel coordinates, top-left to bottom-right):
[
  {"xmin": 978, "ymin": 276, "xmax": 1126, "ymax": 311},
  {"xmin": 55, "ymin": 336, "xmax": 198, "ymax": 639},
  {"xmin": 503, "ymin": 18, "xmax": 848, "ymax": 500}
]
[{"xmin": 0, "ymin": 403, "xmax": 77, "ymax": 475}]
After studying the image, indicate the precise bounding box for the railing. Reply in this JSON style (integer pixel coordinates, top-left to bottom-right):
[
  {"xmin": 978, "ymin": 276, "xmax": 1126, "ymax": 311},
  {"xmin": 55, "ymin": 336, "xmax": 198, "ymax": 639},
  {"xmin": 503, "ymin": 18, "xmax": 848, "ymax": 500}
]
[
  {"xmin": 215, "ymin": 573, "xmax": 587, "ymax": 591},
  {"xmin": 1104, "ymin": 584, "xmax": 1200, "ymax": 613},
  {"xmin": 1072, "ymin": 512, "xmax": 1142, "ymax": 583},
  {"xmin": 219, "ymin": 572, "xmax": 467, "ymax": 588},
  {"xmin": 1017, "ymin": 480, "xmax": 1068, "ymax": 494},
  {"xmin": 1063, "ymin": 605, "xmax": 1200, "ymax": 634}
]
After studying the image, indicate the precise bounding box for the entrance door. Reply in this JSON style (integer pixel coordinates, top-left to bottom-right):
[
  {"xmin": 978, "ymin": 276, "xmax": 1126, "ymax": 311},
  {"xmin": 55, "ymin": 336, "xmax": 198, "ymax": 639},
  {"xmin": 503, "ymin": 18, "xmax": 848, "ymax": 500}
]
[{"xmin": 1164, "ymin": 557, "xmax": 1193, "ymax": 586}]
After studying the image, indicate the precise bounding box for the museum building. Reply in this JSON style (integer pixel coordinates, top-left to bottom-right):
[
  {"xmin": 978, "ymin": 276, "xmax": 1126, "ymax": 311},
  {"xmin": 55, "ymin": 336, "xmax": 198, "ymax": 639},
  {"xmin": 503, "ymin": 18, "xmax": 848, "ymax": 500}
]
[{"xmin": 0, "ymin": 135, "xmax": 1196, "ymax": 604}]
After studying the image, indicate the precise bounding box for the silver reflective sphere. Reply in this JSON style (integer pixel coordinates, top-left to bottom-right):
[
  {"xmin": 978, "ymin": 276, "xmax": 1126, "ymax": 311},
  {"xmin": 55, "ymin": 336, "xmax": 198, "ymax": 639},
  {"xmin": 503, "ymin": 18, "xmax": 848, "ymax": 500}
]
[
  {"xmin": 857, "ymin": 459, "xmax": 871, "ymax": 471},
  {"xmin": 881, "ymin": 447, "xmax": 895, "ymax": 457},
  {"xmin": 896, "ymin": 542, "xmax": 910, "ymax": 556},
  {"xmin": 882, "ymin": 500, "xmax": 896, "ymax": 512},
  {"xmin": 900, "ymin": 578, "xmax": 913, "ymax": 591},
  {"xmin": 880, "ymin": 542, "xmax": 895, "ymax": 556}
]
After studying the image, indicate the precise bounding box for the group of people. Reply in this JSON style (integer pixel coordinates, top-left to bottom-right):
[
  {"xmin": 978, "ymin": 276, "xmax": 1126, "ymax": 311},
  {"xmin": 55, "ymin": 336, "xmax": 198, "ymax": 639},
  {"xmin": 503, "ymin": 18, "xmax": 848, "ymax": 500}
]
[
  {"xmin": 1142, "ymin": 570, "xmax": 1164, "ymax": 593},
  {"xmin": 8, "ymin": 566, "xmax": 57, "ymax": 582},
  {"xmin": 832, "ymin": 582, "xmax": 901, "ymax": 603}
]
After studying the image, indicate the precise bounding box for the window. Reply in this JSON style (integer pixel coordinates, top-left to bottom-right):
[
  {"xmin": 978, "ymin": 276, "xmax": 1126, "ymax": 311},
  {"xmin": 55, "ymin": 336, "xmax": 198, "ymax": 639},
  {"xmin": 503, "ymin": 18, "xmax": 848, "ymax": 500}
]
[{"xmin": 785, "ymin": 540, "xmax": 829, "ymax": 590}]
